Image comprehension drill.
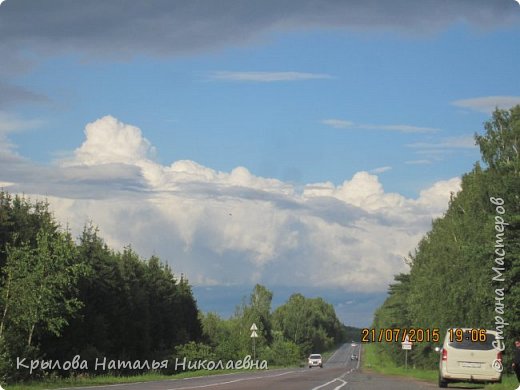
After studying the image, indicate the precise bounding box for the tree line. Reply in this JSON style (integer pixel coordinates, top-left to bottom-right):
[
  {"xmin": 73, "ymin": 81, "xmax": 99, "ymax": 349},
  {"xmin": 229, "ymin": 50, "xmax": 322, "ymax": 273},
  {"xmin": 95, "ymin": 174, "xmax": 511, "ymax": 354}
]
[
  {"xmin": 372, "ymin": 105, "xmax": 519, "ymax": 370},
  {"xmin": 0, "ymin": 195, "xmax": 202, "ymax": 382},
  {"xmin": 0, "ymin": 193, "xmax": 351, "ymax": 383},
  {"xmin": 193, "ymin": 284, "xmax": 349, "ymax": 367}
]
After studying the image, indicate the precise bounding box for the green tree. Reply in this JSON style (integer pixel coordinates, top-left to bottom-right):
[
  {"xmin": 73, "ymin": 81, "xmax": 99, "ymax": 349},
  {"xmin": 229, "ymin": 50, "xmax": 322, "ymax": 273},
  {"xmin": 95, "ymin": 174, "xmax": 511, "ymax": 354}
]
[
  {"xmin": 41, "ymin": 224, "xmax": 124, "ymax": 362},
  {"xmin": 475, "ymin": 105, "xmax": 520, "ymax": 175},
  {"xmin": 246, "ymin": 284, "xmax": 273, "ymax": 343},
  {"xmin": 200, "ymin": 311, "xmax": 226, "ymax": 347},
  {"xmin": 0, "ymin": 192, "xmax": 57, "ymax": 270},
  {"xmin": 1, "ymin": 227, "xmax": 87, "ymax": 347},
  {"xmin": 273, "ymin": 293, "xmax": 343, "ymax": 355}
]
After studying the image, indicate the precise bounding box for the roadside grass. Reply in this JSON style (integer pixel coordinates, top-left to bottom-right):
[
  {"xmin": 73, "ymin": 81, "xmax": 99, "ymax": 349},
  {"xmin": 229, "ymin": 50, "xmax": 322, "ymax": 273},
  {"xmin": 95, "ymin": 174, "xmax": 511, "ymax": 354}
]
[
  {"xmin": 361, "ymin": 343, "xmax": 517, "ymax": 389},
  {"xmin": 485, "ymin": 376, "xmax": 519, "ymax": 390},
  {"xmin": 361, "ymin": 343, "xmax": 437, "ymax": 382}
]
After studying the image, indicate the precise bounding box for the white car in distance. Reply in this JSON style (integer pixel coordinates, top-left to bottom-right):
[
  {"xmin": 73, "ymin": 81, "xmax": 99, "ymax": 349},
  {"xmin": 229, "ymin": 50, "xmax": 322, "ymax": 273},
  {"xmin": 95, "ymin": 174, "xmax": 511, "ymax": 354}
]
[{"xmin": 308, "ymin": 354, "xmax": 323, "ymax": 368}]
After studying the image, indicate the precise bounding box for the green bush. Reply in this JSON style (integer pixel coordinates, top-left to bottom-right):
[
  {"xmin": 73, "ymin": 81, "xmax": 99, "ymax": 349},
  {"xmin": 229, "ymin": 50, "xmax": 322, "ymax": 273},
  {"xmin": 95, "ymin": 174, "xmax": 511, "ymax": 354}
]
[{"xmin": 261, "ymin": 338, "xmax": 301, "ymax": 366}]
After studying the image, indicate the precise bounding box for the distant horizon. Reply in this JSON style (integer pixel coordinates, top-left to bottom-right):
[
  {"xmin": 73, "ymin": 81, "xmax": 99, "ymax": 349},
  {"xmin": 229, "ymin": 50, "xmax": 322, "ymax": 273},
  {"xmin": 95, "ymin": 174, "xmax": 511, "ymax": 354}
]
[{"xmin": 192, "ymin": 284, "xmax": 385, "ymax": 328}]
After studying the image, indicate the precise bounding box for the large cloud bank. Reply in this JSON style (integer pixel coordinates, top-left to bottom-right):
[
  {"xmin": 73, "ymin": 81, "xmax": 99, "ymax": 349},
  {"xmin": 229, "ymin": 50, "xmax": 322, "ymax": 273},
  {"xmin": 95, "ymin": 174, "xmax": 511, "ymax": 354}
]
[
  {"xmin": 1, "ymin": 1, "xmax": 517, "ymax": 60},
  {"xmin": 1, "ymin": 116, "xmax": 461, "ymax": 292}
]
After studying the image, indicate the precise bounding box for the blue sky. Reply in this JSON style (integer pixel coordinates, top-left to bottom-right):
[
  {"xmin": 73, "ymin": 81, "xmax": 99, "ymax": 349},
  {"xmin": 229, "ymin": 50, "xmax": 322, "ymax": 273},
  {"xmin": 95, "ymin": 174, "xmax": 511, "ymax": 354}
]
[{"xmin": 1, "ymin": 0, "xmax": 520, "ymax": 326}]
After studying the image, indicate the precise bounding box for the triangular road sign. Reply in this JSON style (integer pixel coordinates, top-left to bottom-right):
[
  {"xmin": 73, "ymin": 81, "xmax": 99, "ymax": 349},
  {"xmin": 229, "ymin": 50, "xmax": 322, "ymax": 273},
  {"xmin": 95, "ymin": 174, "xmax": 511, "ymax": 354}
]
[
  {"xmin": 250, "ymin": 323, "xmax": 258, "ymax": 331},
  {"xmin": 251, "ymin": 330, "xmax": 258, "ymax": 338}
]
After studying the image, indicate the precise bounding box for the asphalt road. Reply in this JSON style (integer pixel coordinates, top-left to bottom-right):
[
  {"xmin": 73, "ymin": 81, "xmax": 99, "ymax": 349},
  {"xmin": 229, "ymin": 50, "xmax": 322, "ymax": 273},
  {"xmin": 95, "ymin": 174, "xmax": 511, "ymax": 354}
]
[{"xmin": 56, "ymin": 344, "xmax": 436, "ymax": 390}]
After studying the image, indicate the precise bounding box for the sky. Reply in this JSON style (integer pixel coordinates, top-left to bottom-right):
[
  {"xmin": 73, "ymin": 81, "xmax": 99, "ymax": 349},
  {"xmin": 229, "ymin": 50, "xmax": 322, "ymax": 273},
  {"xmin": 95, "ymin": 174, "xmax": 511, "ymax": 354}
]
[{"xmin": 1, "ymin": 0, "xmax": 520, "ymax": 327}]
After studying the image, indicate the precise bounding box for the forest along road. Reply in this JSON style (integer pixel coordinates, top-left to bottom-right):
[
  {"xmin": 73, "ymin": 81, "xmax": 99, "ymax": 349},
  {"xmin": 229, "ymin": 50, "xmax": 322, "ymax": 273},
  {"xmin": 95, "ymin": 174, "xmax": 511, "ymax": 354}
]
[{"xmin": 55, "ymin": 343, "xmax": 436, "ymax": 390}]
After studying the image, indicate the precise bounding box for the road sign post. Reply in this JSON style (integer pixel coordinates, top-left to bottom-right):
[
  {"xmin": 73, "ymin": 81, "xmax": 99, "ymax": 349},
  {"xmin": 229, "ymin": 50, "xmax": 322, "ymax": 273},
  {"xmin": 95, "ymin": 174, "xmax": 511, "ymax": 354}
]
[
  {"xmin": 250, "ymin": 323, "xmax": 258, "ymax": 361},
  {"xmin": 401, "ymin": 336, "xmax": 412, "ymax": 369}
]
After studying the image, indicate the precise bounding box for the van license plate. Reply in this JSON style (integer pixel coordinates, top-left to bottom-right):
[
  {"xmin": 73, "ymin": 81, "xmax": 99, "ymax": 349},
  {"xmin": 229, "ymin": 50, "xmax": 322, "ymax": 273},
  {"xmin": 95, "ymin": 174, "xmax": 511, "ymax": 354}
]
[{"xmin": 461, "ymin": 362, "xmax": 481, "ymax": 368}]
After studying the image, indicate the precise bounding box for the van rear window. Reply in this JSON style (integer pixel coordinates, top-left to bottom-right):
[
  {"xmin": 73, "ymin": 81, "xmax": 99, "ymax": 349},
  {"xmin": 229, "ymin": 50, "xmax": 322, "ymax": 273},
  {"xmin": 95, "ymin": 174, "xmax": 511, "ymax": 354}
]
[{"xmin": 448, "ymin": 333, "xmax": 496, "ymax": 350}]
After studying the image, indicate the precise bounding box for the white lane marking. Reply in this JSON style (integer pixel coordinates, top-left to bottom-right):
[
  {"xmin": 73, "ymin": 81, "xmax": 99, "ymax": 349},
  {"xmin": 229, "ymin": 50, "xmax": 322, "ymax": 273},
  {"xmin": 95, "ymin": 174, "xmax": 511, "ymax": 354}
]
[
  {"xmin": 333, "ymin": 379, "xmax": 348, "ymax": 390},
  {"xmin": 311, "ymin": 350, "xmax": 358, "ymax": 390},
  {"xmin": 311, "ymin": 378, "xmax": 340, "ymax": 390},
  {"xmin": 311, "ymin": 377, "xmax": 348, "ymax": 390},
  {"xmin": 168, "ymin": 370, "xmax": 298, "ymax": 389}
]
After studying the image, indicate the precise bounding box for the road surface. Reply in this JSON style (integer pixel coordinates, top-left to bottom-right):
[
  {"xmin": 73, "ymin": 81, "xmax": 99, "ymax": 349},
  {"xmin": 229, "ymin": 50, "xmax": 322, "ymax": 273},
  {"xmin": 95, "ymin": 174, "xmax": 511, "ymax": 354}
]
[{"xmin": 55, "ymin": 344, "xmax": 436, "ymax": 390}]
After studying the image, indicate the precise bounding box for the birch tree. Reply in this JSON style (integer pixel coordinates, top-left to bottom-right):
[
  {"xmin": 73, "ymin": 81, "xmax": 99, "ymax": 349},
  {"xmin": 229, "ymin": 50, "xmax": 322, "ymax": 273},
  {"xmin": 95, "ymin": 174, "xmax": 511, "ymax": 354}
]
[{"xmin": 0, "ymin": 227, "xmax": 87, "ymax": 347}]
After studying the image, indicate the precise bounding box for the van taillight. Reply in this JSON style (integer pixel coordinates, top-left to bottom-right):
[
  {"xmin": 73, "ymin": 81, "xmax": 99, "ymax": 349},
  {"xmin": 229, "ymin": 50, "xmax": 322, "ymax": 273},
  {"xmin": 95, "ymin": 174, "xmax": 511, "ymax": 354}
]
[
  {"xmin": 442, "ymin": 349, "xmax": 447, "ymax": 361},
  {"xmin": 497, "ymin": 351, "xmax": 502, "ymax": 362}
]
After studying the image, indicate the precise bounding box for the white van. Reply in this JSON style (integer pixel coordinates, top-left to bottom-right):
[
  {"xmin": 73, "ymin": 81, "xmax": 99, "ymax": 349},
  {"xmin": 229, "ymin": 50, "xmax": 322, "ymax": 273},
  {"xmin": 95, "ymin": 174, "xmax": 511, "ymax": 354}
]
[{"xmin": 437, "ymin": 328, "xmax": 502, "ymax": 388}]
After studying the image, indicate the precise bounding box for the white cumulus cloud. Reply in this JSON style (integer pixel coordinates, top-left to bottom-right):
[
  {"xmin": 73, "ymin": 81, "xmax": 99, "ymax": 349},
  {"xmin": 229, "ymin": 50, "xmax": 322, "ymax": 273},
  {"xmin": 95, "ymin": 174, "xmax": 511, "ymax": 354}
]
[
  {"xmin": 1, "ymin": 116, "xmax": 462, "ymax": 293},
  {"xmin": 67, "ymin": 115, "xmax": 156, "ymax": 166}
]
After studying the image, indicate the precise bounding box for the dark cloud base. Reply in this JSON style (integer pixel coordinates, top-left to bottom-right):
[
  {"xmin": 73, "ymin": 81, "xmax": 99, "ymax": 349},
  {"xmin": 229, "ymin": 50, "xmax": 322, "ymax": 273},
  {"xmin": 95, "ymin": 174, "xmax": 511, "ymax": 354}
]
[
  {"xmin": 1, "ymin": 0, "xmax": 518, "ymax": 60},
  {"xmin": 1, "ymin": 0, "xmax": 517, "ymax": 108}
]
